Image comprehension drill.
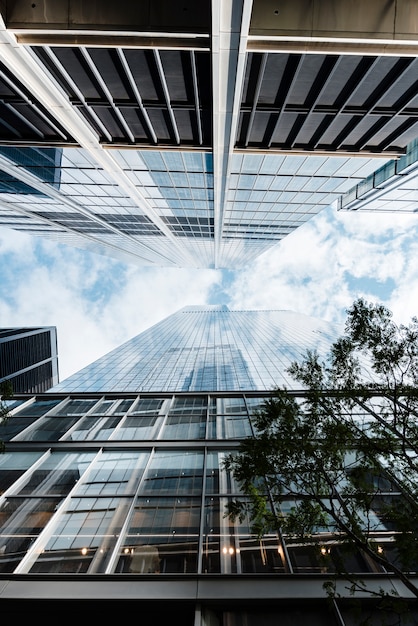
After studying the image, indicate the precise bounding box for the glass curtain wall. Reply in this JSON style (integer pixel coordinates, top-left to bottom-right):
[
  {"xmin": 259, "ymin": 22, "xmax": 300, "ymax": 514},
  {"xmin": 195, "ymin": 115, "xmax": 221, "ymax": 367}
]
[{"xmin": 0, "ymin": 391, "xmax": 406, "ymax": 578}]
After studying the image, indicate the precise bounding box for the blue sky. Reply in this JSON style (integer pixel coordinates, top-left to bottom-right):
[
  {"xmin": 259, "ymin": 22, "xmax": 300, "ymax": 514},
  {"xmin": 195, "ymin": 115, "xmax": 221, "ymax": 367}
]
[{"xmin": 1, "ymin": 203, "xmax": 418, "ymax": 381}]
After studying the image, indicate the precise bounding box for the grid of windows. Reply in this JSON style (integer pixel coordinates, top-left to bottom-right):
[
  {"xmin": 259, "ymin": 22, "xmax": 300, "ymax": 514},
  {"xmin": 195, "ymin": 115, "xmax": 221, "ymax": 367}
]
[
  {"xmin": 0, "ymin": 390, "xmax": 409, "ymax": 582},
  {"xmin": 0, "ymin": 144, "xmax": 393, "ymax": 268},
  {"xmin": 51, "ymin": 306, "xmax": 340, "ymax": 393},
  {"xmin": 339, "ymin": 138, "xmax": 418, "ymax": 213}
]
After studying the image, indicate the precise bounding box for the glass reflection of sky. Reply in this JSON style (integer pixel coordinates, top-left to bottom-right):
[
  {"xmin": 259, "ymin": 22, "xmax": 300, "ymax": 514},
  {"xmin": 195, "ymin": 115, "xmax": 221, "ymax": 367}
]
[
  {"xmin": 0, "ymin": 144, "xmax": 388, "ymax": 268},
  {"xmin": 52, "ymin": 305, "xmax": 341, "ymax": 393}
]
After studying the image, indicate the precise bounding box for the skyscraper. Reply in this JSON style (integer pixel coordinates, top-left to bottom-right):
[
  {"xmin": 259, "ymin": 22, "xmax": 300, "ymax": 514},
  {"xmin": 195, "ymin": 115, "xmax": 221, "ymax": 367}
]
[
  {"xmin": 0, "ymin": 306, "xmax": 416, "ymax": 622},
  {"xmin": 339, "ymin": 138, "xmax": 418, "ymax": 215},
  {"xmin": 0, "ymin": 1, "xmax": 418, "ymax": 268},
  {"xmin": 51, "ymin": 305, "xmax": 340, "ymax": 393},
  {"xmin": 0, "ymin": 326, "xmax": 59, "ymax": 393}
]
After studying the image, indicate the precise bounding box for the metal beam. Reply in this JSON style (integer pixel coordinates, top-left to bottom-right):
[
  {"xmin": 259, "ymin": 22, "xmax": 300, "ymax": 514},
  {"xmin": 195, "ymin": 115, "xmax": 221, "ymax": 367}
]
[
  {"xmin": 211, "ymin": 0, "xmax": 253, "ymax": 268},
  {"xmin": 0, "ymin": 16, "xmax": 197, "ymax": 266}
]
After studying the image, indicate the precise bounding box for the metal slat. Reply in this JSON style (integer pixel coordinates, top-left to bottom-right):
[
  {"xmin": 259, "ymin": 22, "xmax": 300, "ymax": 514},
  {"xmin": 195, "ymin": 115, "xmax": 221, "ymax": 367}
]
[
  {"xmin": 153, "ymin": 49, "xmax": 181, "ymax": 145},
  {"xmin": 0, "ymin": 67, "xmax": 67, "ymax": 140},
  {"xmin": 289, "ymin": 56, "xmax": 340, "ymax": 150},
  {"xmin": 267, "ymin": 54, "xmax": 304, "ymax": 149},
  {"xmin": 331, "ymin": 57, "xmax": 383, "ymax": 150},
  {"xmin": 79, "ymin": 47, "xmax": 136, "ymax": 143},
  {"xmin": 191, "ymin": 51, "xmax": 203, "ymax": 146},
  {"xmin": 116, "ymin": 49, "xmax": 158, "ymax": 145},
  {"xmin": 243, "ymin": 53, "xmax": 267, "ymax": 148},
  {"xmin": 355, "ymin": 59, "xmax": 418, "ymax": 151},
  {"xmin": 42, "ymin": 47, "xmax": 113, "ymax": 143}
]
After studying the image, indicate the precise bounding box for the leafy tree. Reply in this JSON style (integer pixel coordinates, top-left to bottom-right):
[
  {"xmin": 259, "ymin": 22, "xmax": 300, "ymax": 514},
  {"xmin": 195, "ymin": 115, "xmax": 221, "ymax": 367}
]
[{"xmin": 224, "ymin": 299, "xmax": 418, "ymax": 608}]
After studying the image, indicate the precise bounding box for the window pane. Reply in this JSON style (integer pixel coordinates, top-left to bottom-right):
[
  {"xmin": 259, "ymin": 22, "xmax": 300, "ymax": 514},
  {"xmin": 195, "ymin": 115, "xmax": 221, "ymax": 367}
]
[
  {"xmin": 160, "ymin": 413, "xmax": 206, "ymax": 439},
  {"xmin": 15, "ymin": 415, "xmax": 81, "ymax": 441},
  {"xmin": 12, "ymin": 451, "xmax": 95, "ymax": 496},
  {"xmin": 65, "ymin": 415, "xmax": 122, "ymax": 441},
  {"xmin": 116, "ymin": 495, "xmax": 200, "ymax": 574},
  {"xmin": 28, "ymin": 496, "xmax": 130, "ymax": 574},
  {"xmin": 75, "ymin": 451, "xmax": 150, "ymax": 496},
  {"xmin": 13, "ymin": 399, "xmax": 62, "ymax": 417},
  {"xmin": 115, "ymin": 414, "xmax": 162, "ymax": 440},
  {"xmin": 0, "ymin": 452, "xmax": 44, "ymax": 494},
  {"xmin": 140, "ymin": 451, "xmax": 203, "ymax": 496},
  {"xmin": 0, "ymin": 497, "xmax": 62, "ymax": 573}
]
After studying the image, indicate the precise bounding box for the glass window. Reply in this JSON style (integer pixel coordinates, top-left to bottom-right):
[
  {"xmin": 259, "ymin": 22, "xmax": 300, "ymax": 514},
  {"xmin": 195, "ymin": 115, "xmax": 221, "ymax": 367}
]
[
  {"xmin": 208, "ymin": 413, "xmax": 252, "ymax": 439},
  {"xmin": 0, "ymin": 416, "xmax": 42, "ymax": 441},
  {"xmin": 54, "ymin": 399, "xmax": 98, "ymax": 416},
  {"xmin": 12, "ymin": 451, "xmax": 95, "ymax": 497},
  {"xmin": 160, "ymin": 413, "xmax": 206, "ymax": 440},
  {"xmin": 130, "ymin": 398, "xmax": 165, "ymax": 414},
  {"xmin": 202, "ymin": 496, "xmax": 283, "ymax": 574},
  {"xmin": 116, "ymin": 496, "xmax": 200, "ymax": 574},
  {"xmin": 89, "ymin": 399, "xmax": 118, "ymax": 415},
  {"xmin": 75, "ymin": 451, "xmax": 150, "ymax": 497},
  {"xmin": 0, "ymin": 452, "xmax": 44, "ymax": 495},
  {"xmin": 28, "ymin": 496, "xmax": 130, "ymax": 574},
  {"xmin": 112, "ymin": 399, "xmax": 135, "ymax": 415},
  {"xmin": 13, "ymin": 398, "xmax": 63, "ymax": 417},
  {"xmin": 140, "ymin": 451, "xmax": 203, "ymax": 496},
  {"xmin": 14, "ymin": 415, "xmax": 82, "ymax": 441},
  {"xmin": 65, "ymin": 415, "xmax": 122, "ymax": 441},
  {"xmin": 0, "ymin": 497, "xmax": 62, "ymax": 573},
  {"xmin": 115, "ymin": 414, "xmax": 162, "ymax": 440},
  {"xmin": 205, "ymin": 451, "xmax": 239, "ymax": 495},
  {"xmin": 169, "ymin": 396, "xmax": 207, "ymax": 414}
]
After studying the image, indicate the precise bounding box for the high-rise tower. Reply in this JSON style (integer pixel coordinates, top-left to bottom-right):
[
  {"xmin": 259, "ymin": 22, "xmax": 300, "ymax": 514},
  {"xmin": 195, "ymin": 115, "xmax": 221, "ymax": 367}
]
[
  {"xmin": 1, "ymin": 1, "xmax": 418, "ymax": 268},
  {"xmin": 0, "ymin": 306, "xmax": 416, "ymax": 622},
  {"xmin": 51, "ymin": 305, "xmax": 339, "ymax": 393}
]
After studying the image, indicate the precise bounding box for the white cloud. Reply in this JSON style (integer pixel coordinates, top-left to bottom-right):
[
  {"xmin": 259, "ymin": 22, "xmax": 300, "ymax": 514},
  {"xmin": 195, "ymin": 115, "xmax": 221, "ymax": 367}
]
[
  {"xmin": 226, "ymin": 206, "xmax": 418, "ymax": 326},
  {"xmin": 0, "ymin": 229, "xmax": 221, "ymax": 380},
  {"xmin": 1, "ymin": 204, "xmax": 418, "ymax": 382}
]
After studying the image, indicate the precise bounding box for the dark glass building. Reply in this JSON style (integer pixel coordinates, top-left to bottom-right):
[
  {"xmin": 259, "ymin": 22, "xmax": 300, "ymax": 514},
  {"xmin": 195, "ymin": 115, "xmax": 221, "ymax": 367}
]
[{"xmin": 0, "ymin": 327, "xmax": 59, "ymax": 393}]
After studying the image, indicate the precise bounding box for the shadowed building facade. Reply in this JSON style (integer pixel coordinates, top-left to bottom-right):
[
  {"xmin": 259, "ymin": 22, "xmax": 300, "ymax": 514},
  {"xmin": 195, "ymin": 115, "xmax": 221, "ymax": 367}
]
[{"xmin": 0, "ymin": 327, "xmax": 59, "ymax": 393}]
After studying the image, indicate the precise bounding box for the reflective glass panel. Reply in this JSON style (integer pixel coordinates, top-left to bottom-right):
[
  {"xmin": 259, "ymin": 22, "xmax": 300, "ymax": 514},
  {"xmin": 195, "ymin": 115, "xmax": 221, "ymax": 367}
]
[
  {"xmin": 116, "ymin": 495, "xmax": 200, "ymax": 574},
  {"xmin": 65, "ymin": 415, "xmax": 122, "ymax": 441},
  {"xmin": 28, "ymin": 496, "xmax": 130, "ymax": 574},
  {"xmin": 139, "ymin": 451, "xmax": 203, "ymax": 496},
  {"xmin": 15, "ymin": 415, "xmax": 82, "ymax": 441},
  {"xmin": 115, "ymin": 414, "xmax": 162, "ymax": 440},
  {"xmin": 205, "ymin": 451, "xmax": 239, "ymax": 495},
  {"xmin": 159, "ymin": 413, "xmax": 206, "ymax": 440},
  {"xmin": 0, "ymin": 497, "xmax": 62, "ymax": 573},
  {"xmin": 75, "ymin": 451, "xmax": 150, "ymax": 496},
  {"xmin": 202, "ymin": 496, "xmax": 284, "ymax": 574},
  {"xmin": 13, "ymin": 399, "xmax": 63, "ymax": 417},
  {"xmin": 12, "ymin": 451, "xmax": 95, "ymax": 496},
  {"xmin": 0, "ymin": 452, "xmax": 44, "ymax": 495}
]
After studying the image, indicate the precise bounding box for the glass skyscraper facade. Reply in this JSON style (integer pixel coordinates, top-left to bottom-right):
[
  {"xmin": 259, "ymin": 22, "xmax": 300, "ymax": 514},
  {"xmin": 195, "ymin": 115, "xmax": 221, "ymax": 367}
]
[
  {"xmin": 340, "ymin": 138, "xmax": 418, "ymax": 214},
  {"xmin": 0, "ymin": 1, "xmax": 418, "ymax": 268},
  {"xmin": 1, "ymin": 0, "xmax": 418, "ymax": 621},
  {"xmin": 1, "ymin": 306, "xmax": 417, "ymax": 622},
  {"xmin": 51, "ymin": 305, "xmax": 340, "ymax": 393}
]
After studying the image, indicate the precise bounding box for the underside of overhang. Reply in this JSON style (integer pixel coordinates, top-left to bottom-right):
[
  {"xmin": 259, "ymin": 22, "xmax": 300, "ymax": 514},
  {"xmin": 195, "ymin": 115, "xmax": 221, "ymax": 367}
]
[{"xmin": 0, "ymin": 0, "xmax": 417, "ymax": 269}]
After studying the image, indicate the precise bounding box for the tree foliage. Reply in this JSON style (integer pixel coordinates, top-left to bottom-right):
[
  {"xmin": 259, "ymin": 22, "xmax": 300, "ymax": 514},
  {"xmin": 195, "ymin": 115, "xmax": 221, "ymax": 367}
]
[{"xmin": 224, "ymin": 299, "xmax": 418, "ymax": 603}]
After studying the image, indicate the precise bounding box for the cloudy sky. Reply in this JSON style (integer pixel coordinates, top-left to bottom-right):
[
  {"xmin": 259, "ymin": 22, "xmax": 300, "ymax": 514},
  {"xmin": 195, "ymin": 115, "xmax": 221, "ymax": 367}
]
[{"xmin": 1, "ymin": 202, "xmax": 418, "ymax": 382}]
